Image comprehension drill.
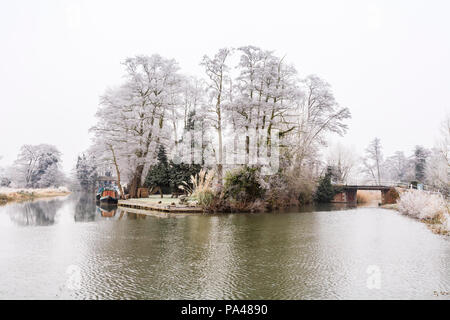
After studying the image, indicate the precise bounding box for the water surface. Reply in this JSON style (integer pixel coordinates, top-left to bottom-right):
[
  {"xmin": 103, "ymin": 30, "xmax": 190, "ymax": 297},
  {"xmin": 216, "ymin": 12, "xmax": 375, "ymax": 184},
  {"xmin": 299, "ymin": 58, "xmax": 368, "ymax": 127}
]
[{"xmin": 0, "ymin": 193, "xmax": 449, "ymax": 299}]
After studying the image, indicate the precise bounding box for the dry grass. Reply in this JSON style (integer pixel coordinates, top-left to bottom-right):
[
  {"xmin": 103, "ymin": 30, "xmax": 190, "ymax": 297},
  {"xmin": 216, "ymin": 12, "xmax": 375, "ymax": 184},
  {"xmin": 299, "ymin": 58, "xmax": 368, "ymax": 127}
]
[
  {"xmin": 180, "ymin": 169, "xmax": 216, "ymax": 208},
  {"xmin": 0, "ymin": 187, "xmax": 70, "ymax": 205},
  {"xmin": 356, "ymin": 190, "xmax": 381, "ymax": 204}
]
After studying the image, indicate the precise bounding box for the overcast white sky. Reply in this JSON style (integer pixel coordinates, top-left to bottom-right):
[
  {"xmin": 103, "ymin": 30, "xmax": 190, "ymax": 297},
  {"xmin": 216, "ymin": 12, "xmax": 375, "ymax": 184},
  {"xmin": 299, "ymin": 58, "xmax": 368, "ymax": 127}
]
[{"xmin": 0, "ymin": 0, "xmax": 449, "ymax": 172}]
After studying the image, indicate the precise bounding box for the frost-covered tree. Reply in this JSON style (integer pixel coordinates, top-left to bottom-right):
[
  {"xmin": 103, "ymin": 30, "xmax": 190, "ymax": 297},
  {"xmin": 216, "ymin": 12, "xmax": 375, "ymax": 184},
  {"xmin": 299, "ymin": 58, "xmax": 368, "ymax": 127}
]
[
  {"xmin": 383, "ymin": 151, "xmax": 412, "ymax": 183},
  {"xmin": 326, "ymin": 143, "xmax": 357, "ymax": 184},
  {"xmin": 362, "ymin": 138, "xmax": 383, "ymax": 184},
  {"xmin": 179, "ymin": 77, "xmax": 209, "ymax": 165},
  {"xmin": 12, "ymin": 144, "xmax": 64, "ymax": 188},
  {"xmin": 0, "ymin": 160, "xmax": 11, "ymax": 187},
  {"xmin": 92, "ymin": 55, "xmax": 181, "ymax": 197},
  {"xmin": 75, "ymin": 154, "xmax": 98, "ymax": 190},
  {"xmin": 438, "ymin": 114, "xmax": 450, "ymax": 166},
  {"xmin": 425, "ymin": 116, "xmax": 450, "ymax": 195},
  {"xmin": 413, "ymin": 145, "xmax": 429, "ymax": 183},
  {"xmin": 201, "ymin": 48, "xmax": 232, "ymax": 184},
  {"xmin": 89, "ymin": 46, "xmax": 351, "ymax": 201},
  {"xmin": 284, "ymin": 75, "xmax": 351, "ymax": 178},
  {"xmin": 426, "ymin": 147, "xmax": 449, "ymax": 195},
  {"xmin": 234, "ymin": 46, "xmax": 278, "ymax": 163}
]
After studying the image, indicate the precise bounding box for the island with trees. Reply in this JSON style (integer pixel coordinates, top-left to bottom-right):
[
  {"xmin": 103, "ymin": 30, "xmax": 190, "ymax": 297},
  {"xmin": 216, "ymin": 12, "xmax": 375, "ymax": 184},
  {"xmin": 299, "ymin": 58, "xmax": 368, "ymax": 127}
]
[{"xmin": 0, "ymin": 46, "xmax": 448, "ymax": 234}]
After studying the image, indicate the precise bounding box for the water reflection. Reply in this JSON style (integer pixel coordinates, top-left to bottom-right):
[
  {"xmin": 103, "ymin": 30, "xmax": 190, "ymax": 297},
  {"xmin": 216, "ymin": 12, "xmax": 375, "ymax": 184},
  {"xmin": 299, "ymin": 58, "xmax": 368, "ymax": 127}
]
[
  {"xmin": 0, "ymin": 193, "xmax": 140, "ymax": 226},
  {"xmin": 4, "ymin": 197, "xmax": 65, "ymax": 226},
  {"xmin": 0, "ymin": 194, "xmax": 449, "ymax": 299},
  {"xmin": 96, "ymin": 205, "xmax": 117, "ymax": 218}
]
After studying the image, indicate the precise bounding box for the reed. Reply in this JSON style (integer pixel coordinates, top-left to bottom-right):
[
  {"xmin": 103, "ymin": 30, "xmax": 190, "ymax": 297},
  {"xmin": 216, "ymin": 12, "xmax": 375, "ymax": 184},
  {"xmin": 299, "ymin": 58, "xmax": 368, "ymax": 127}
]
[
  {"xmin": 180, "ymin": 169, "xmax": 216, "ymax": 207},
  {"xmin": 356, "ymin": 190, "xmax": 381, "ymax": 204}
]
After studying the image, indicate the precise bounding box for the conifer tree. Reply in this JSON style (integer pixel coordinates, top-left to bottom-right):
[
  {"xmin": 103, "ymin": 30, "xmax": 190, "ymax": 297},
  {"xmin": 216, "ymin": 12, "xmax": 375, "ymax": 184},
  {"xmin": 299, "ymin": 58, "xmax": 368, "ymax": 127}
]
[
  {"xmin": 314, "ymin": 167, "xmax": 336, "ymax": 203},
  {"xmin": 144, "ymin": 145, "xmax": 170, "ymax": 193}
]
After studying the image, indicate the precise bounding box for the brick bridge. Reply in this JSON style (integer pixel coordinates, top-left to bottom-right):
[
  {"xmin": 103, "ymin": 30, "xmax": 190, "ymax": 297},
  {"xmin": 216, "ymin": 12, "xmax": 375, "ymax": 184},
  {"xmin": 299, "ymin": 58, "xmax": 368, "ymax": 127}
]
[{"xmin": 332, "ymin": 185, "xmax": 400, "ymax": 205}]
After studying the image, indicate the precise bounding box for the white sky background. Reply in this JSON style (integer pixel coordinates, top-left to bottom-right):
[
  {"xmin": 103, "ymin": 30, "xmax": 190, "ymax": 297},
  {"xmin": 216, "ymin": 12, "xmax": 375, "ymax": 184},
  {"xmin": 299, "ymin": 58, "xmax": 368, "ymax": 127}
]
[{"xmin": 0, "ymin": 0, "xmax": 449, "ymax": 173}]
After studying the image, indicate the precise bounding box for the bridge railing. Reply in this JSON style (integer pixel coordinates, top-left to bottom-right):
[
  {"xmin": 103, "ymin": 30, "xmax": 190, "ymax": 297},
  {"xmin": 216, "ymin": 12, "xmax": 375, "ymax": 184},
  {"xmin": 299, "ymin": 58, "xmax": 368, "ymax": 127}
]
[
  {"xmin": 334, "ymin": 180, "xmax": 446, "ymax": 195},
  {"xmin": 333, "ymin": 180, "xmax": 406, "ymax": 188}
]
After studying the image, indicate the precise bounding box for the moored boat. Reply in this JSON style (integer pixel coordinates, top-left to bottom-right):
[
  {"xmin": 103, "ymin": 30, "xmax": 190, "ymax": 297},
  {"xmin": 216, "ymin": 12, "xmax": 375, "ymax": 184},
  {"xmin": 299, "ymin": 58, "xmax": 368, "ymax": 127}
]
[{"xmin": 96, "ymin": 187, "xmax": 119, "ymax": 204}]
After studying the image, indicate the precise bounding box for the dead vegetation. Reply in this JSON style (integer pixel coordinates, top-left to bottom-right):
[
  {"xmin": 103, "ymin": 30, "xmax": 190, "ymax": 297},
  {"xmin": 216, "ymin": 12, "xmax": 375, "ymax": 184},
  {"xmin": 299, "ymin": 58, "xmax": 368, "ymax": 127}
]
[
  {"xmin": 356, "ymin": 190, "xmax": 381, "ymax": 204},
  {"xmin": 0, "ymin": 187, "xmax": 70, "ymax": 205}
]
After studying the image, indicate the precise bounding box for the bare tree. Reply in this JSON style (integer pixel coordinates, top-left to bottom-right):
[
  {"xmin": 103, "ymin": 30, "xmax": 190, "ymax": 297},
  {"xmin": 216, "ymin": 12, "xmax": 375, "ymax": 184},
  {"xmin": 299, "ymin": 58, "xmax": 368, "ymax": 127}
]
[
  {"xmin": 425, "ymin": 115, "xmax": 450, "ymax": 194},
  {"xmin": 326, "ymin": 143, "xmax": 357, "ymax": 184},
  {"xmin": 383, "ymin": 151, "xmax": 412, "ymax": 183},
  {"xmin": 286, "ymin": 75, "xmax": 351, "ymax": 176},
  {"xmin": 201, "ymin": 48, "xmax": 232, "ymax": 184},
  {"xmin": 362, "ymin": 138, "xmax": 383, "ymax": 185}
]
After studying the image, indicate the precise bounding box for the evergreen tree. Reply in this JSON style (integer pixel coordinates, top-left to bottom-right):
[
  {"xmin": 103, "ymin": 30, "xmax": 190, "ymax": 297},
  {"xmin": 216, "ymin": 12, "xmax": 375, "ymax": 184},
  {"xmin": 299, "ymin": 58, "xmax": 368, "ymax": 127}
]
[
  {"xmin": 168, "ymin": 162, "xmax": 201, "ymax": 193},
  {"xmin": 413, "ymin": 145, "xmax": 429, "ymax": 183},
  {"xmin": 314, "ymin": 167, "xmax": 336, "ymax": 203},
  {"xmin": 223, "ymin": 166, "xmax": 264, "ymax": 202},
  {"xmin": 144, "ymin": 145, "xmax": 171, "ymax": 192}
]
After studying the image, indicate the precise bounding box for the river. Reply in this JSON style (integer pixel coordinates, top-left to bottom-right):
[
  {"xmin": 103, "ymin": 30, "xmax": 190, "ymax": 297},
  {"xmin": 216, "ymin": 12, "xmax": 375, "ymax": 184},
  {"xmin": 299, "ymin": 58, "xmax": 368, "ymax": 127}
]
[{"xmin": 0, "ymin": 193, "xmax": 449, "ymax": 300}]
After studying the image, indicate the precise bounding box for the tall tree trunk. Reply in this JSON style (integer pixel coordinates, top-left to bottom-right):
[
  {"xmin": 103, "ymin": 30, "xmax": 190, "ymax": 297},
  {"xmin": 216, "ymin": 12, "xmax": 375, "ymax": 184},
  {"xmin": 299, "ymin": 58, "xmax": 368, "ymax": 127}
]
[
  {"xmin": 245, "ymin": 127, "xmax": 250, "ymax": 165},
  {"xmin": 109, "ymin": 145, "xmax": 124, "ymax": 198},
  {"xmin": 217, "ymin": 124, "xmax": 223, "ymax": 184},
  {"xmin": 129, "ymin": 164, "xmax": 144, "ymax": 198},
  {"xmin": 216, "ymin": 96, "xmax": 223, "ymax": 185}
]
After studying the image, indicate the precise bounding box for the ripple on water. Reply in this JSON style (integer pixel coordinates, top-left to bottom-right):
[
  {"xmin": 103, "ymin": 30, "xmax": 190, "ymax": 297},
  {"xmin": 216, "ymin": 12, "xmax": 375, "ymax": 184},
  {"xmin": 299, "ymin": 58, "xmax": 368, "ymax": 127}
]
[{"xmin": 0, "ymin": 196, "xmax": 449, "ymax": 299}]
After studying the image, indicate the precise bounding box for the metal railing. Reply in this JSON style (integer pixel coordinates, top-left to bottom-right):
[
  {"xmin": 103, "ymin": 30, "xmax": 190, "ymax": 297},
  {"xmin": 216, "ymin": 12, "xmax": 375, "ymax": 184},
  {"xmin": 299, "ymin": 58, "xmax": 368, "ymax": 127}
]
[{"xmin": 333, "ymin": 180, "xmax": 447, "ymax": 197}]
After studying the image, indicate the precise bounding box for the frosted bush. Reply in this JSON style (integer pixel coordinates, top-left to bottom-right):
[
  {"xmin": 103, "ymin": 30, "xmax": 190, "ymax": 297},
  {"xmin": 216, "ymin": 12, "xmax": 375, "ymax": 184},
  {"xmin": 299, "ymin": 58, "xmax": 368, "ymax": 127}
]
[
  {"xmin": 57, "ymin": 186, "xmax": 70, "ymax": 193},
  {"xmin": 397, "ymin": 190, "xmax": 447, "ymax": 220},
  {"xmin": 442, "ymin": 212, "xmax": 450, "ymax": 230}
]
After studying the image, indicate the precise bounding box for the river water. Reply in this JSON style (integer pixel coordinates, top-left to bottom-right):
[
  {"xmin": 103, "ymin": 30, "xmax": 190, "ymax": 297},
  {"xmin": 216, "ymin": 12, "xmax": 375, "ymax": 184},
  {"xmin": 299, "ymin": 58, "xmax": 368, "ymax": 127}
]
[{"xmin": 0, "ymin": 193, "xmax": 449, "ymax": 300}]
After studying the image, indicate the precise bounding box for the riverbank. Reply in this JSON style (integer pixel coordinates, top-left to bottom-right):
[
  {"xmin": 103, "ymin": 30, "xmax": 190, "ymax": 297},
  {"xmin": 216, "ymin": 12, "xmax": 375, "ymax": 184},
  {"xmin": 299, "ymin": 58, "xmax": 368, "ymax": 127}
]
[
  {"xmin": 119, "ymin": 197, "xmax": 203, "ymax": 214},
  {"xmin": 0, "ymin": 187, "xmax": 71, "ymax": 205},
  {"xmin": 381, "ymin": 192, "xmax": 450, "ymax": 236}
]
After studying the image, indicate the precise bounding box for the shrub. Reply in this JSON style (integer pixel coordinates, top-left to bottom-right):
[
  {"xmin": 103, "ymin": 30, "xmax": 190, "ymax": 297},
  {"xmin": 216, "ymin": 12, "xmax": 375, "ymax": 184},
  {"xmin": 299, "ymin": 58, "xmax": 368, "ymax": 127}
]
[
  {"xmin": 443, "ymin": 212, "xmax": 450, "ymax": 230},
  {"xmin": 397, "ymin": 190, "xmax": 447, "ymax": 220},
  {"xmin": 297, "ymin": 184, "xmax": 315, "ymax": 205},
  {"xmin": 227, "ymin": 197, "xmax": 266, "ymax": 212},
  {"xmin": 263, "ymin": 172, "xmax": 314, "ymax": 209},
  {"xmin": 264, "ymin": 173, "xmax": 293, "ymax": 209},
  {"xmin": 168, "ymin": 162, "xmax": 201, "ymax": 194},
  {"xmin": 385, "ymin": 188, "xmax": 400, "ymax": 203},
  {"xmin": 223, "ymin": 166, "xmax": 264, "ymax": 203},
  {"xmin": 180, "ymin": 169, "xmax": 215, "ymax": 208}
]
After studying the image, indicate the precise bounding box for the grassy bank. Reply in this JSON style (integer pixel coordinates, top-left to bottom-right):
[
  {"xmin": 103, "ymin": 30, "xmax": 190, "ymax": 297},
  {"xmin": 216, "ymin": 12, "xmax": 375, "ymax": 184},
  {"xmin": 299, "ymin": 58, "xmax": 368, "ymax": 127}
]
[
  {"xmin": 382, "ymin": 190, "xmax": 449, "ymax": 236},
  {"xmin": 0, "ymin": 187, "xmax": 70, "ymax": 205}
]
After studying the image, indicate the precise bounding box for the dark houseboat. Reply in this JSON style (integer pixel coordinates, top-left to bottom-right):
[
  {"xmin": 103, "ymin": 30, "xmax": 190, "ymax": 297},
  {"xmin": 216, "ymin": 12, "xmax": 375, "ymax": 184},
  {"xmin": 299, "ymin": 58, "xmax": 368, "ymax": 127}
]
[{"xmin": 96, "ymin": 187, "xmax": 119, "ymax": 204}]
